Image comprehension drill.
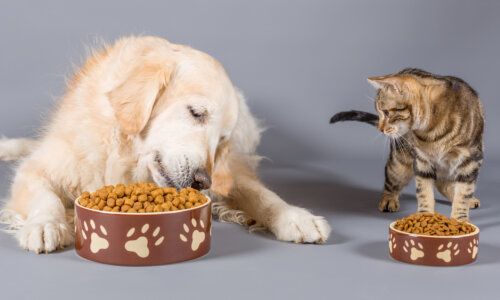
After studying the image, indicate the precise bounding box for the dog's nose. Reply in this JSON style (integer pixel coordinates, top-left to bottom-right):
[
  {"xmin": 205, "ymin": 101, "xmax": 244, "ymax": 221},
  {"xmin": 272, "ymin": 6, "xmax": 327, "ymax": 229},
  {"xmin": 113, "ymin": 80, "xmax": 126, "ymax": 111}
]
[{"xmin": 191, "ymin": 169, "xmax": 211, "ymax": 190}]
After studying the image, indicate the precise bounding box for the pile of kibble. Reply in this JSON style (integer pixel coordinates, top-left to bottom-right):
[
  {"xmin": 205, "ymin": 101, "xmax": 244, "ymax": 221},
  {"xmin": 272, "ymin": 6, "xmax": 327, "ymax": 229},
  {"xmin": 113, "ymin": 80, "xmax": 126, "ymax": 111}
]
[
  {"xmin": 78, "ymin": 182, "xmax": 208, "ymax": 213},
  {"xmin": 393, "ymin": 213, "xmax": 476, "ymax": 236}
]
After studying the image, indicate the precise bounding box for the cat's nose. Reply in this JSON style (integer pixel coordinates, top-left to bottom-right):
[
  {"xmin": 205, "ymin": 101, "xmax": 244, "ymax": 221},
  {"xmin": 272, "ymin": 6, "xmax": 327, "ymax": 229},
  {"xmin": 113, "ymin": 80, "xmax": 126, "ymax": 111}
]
[
  {"xmin": 378, "ymin": 123, "xmax": 384, "ymax": 132},
  {"xmin": 191, "ymin": 169, "xmax": 212, "ymax": 190}
]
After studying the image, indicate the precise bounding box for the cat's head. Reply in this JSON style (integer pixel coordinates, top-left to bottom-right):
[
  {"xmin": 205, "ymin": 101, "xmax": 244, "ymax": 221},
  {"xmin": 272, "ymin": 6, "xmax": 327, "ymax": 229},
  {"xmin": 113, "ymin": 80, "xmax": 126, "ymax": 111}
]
[{"xmin": 368, "ymin": 73, "xmax": 420, "ymax": 138}]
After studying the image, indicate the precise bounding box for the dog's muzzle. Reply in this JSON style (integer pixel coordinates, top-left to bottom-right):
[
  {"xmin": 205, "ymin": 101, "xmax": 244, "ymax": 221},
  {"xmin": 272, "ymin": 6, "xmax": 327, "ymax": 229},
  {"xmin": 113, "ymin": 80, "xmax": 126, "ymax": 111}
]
[{"xmin": 191, "ymin": 169, "xmax": 211, "ymax": 190}]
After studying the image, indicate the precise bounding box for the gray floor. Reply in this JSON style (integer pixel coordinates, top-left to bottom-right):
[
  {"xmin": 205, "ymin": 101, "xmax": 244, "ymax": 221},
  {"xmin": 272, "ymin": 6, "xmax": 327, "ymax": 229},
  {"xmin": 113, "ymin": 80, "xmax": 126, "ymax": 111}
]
[
  {"xmin": 1, "ymin": 1, "xmax": 499, "ymax": 299},
  {"xmin": 0, "ymin": 158, "xmax": 498, "ymax": 300}
]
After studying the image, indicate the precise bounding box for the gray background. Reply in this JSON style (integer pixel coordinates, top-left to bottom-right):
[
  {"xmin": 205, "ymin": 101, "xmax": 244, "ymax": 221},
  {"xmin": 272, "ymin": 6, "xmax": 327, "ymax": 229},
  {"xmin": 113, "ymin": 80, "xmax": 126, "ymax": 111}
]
[{"xmin": 0, "ymin": 1, "xmax": 499, "ymax": 299}]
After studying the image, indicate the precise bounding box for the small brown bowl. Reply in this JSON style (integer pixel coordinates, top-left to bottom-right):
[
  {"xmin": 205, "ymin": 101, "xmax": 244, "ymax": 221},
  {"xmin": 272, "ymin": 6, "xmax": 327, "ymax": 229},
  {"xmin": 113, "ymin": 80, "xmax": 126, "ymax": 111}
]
[
  {"xmin": 74, "ymin": 196, "xmax": 211, "ymax": 266},
  {"xmin": 388, "ymin": 221, "xmax": 479, "ymax": 266}
]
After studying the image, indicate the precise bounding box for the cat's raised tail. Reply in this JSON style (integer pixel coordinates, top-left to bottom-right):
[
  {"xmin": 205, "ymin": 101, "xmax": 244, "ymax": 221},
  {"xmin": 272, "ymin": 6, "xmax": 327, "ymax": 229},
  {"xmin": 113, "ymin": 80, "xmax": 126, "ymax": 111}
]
[{"xmin": 330, "ymin": 110, "xmax": 378, "ymax": 127}]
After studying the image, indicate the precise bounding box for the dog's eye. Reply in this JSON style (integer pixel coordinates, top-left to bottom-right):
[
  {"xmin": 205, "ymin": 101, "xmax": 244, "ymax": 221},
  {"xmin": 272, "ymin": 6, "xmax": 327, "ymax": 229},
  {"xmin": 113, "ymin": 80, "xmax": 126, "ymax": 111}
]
[{"xmin": 188, "ymin": 106, "xmax": 207, "ymax": 123}]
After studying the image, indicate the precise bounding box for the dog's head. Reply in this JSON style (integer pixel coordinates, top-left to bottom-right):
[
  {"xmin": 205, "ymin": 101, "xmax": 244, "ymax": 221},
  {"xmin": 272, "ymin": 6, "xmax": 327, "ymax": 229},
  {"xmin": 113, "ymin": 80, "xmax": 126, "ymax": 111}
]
[{"xmin": 106, "ymin": 38, "xmax": 256, "ymax": 196}]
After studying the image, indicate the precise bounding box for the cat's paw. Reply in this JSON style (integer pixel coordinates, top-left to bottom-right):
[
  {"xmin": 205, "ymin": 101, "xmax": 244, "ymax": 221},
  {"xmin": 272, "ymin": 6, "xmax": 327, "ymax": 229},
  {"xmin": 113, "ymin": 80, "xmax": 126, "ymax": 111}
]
[
  {"xmin": 469, "ymin": 197, "xmax": 480, "ymax": 209},
  {"xmin": 379, "ymin": 197, "xmax": 400, "ymax": 212}
]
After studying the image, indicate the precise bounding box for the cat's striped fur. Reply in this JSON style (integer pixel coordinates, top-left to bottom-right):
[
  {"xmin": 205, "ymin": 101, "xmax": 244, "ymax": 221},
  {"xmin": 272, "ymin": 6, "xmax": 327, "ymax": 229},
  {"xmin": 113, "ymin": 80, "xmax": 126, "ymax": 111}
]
[{"xmin": 331, "ymin": 68, "xmax": 484, "ymax": 221}]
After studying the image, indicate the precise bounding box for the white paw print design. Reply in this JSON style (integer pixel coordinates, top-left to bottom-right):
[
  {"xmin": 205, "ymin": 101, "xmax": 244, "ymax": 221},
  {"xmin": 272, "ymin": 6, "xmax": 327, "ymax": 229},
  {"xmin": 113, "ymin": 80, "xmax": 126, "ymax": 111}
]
[
  {"xmin": 436, "ymin": 242, "xmax": 460, "ymax": 263},
  {"xmin": 179, "ymin": 218, "xmax": 206, "ymax": 251},
  {"xmin": 124, "ymin": 224, "xmax": 165, "ymax": 258},
  {"xmin": 403, "ymin": 239, "xmax": 424, "ymax": 261},
  {"xmin": 467, "ymin": 239, "xmax": 479, "ymax": 259},
  {"xmin": 388, "ymin": 234, "xmax": 397, "ymax": 254},
  {"xmin": 82, "ymin": 219, "xmax": 109, "ymax": 254}
]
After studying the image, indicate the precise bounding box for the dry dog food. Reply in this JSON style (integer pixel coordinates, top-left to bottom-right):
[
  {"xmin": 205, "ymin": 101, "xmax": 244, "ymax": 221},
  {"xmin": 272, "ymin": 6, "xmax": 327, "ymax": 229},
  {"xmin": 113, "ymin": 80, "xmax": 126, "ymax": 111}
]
[
  {"xmin": 78, "ymin": 182, "xmax": 208, "ymax": 213},
  {"xmin": 394, "ymin": 213, "xmax": 476, "ymax": 236}
]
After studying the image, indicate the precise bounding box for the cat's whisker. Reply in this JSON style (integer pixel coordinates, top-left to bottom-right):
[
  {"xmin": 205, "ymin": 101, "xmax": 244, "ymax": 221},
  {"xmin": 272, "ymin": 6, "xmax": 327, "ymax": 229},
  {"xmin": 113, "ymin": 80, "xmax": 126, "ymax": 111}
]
[
  {"xmin": 389, "ymin": 140, "xmax": 393, "ymax": 154},
  {"xmin": 396, "ymin": 134, "xmax": 411, "ymax": 156},
  {"xmin": 380, "ymin": 134, "xmax": 389, "ymax": 158},
  {"xmin": 371, "ymin": 131, "xmax": 384, "ymax": 143},
  {"xmin": 394, "ymin": 137, "xmax": 402, "ymax": 153},
  {"xmin": 374, "ymin": 133, "xmax": 389, "ymax": 159},
  {"xmin": 364, "ymin": 94, "xmax": 375, "ymax": 102},
  {"xmin": 395, "ymin": 137, "xmax": 406, "ymax": 155},
  {"xmin": 393, "ymin": 136, "xmax": 401, "ymax": 152}
]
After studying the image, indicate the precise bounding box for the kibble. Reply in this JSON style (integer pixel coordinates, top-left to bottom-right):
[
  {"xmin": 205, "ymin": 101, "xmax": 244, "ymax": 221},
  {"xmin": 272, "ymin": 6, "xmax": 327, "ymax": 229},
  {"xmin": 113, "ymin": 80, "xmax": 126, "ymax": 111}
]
[
  {"xmin": 78, "ymin": 182, "xmax": 208, "ymax": 213},
  {"xmin": 394, "ymin": 213, "xmax": 476, "ymax": 236}
]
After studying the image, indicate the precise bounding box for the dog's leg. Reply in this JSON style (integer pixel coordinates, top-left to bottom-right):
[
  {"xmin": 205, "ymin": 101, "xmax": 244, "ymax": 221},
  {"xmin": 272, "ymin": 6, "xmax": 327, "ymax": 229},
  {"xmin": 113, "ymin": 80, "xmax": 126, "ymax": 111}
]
[
  {"xmin": 219, "ymin": 167, "xmax": 331, "ymax": 244},
  {"xmin": 5, "ymin": 166, "xmax": 73, "ymax": 253}
]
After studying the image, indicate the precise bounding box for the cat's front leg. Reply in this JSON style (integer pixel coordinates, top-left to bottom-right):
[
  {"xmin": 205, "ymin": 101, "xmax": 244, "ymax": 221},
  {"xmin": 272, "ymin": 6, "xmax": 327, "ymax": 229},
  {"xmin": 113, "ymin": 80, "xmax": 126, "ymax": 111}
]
[
  {"xmin": 415, "ymin": 176, "xmax": 435, "ymax": 213},
  {"xmin": 414, "ymin": 157, "xmax": 436, "ymax": 213},
  {"xmin": 379, "ymin": 147, "xmax": 413, "ymax": 212}
]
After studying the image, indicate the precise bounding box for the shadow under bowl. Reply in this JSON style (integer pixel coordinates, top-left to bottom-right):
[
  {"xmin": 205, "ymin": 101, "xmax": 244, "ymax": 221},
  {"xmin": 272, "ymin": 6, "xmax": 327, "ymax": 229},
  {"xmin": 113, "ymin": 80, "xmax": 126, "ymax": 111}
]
[
  {"xmin": 388, "ymin": 221, "xmax": 479, "ymax": 266},
  {"xmin": 74, "ymin": 197, "xmax": 212, "ymax": 266}
]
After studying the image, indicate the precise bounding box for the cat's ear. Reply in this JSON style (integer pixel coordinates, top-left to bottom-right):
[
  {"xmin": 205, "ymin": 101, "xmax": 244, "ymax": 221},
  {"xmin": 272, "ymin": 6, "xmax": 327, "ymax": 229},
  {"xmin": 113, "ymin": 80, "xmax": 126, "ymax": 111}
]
[{"xmin": 367, "ymin": 76, "xmax": 404, "ymax": 94}]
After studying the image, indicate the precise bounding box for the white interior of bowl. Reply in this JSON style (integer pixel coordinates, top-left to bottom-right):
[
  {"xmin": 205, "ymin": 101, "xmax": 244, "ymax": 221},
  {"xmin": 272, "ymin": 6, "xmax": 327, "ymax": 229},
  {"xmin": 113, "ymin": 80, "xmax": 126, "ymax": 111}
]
[{"xmin": 389, "ymin": 221, "xmax": 479, "ymax": 238}]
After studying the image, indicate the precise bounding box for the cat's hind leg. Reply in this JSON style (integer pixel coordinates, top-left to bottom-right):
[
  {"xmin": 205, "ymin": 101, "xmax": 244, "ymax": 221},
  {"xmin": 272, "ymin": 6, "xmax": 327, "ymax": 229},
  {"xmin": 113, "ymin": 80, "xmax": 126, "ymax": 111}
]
[
  {"xmin": 436, "ymin": 180, "xmax": 480, "ymax": 209},
  {"xmin": 450, "ymin": 159, "xmax": 482, "ymax": 220},
  {"xmin": 451, "ymin": 181, "xmax": 478, "ymax": 221},
  {"xmin": 379, "ymin": 148, "xmax": 413, "ymax": 212}
]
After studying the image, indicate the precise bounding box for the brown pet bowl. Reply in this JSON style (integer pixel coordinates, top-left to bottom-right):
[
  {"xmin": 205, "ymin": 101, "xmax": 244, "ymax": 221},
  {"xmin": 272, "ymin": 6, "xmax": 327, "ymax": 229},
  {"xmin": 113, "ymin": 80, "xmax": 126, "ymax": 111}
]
[
  {"xmin": 388, "ymin": 221, "xmax": 479, "ymax": 266},
  {"xmin": 74, "ymin": 196, "xmax": 211, "ymax": 266}
]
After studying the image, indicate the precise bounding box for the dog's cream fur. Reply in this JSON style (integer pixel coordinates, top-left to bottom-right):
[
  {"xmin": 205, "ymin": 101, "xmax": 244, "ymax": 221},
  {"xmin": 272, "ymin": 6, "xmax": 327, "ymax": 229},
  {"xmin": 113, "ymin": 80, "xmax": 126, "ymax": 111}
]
[{"xmin": 0, "ymin": 36, "xmax": 330, "ymax": 253}]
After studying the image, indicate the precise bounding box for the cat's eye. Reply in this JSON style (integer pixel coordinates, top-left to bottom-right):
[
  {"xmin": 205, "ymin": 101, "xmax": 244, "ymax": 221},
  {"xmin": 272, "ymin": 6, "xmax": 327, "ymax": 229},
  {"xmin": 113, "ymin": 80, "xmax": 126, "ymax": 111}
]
[
  {"xmin": 383, "ymin": 110, "xmax": 389, "ymax": 117},
  {"xmin": 188, "ymin": 106, "xmax": 207, "ymax": 123}
]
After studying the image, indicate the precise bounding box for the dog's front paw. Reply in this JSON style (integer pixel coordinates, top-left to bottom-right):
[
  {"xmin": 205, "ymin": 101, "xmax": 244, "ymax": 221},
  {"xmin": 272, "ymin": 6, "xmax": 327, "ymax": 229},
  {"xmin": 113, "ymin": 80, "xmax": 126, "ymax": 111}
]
[
  {"xmin": 18, "ymin": 219, "xmax": 74, "ymax": 253},
  {"xmin": 270, "ymin": 206, "xmax": 331, "ymax": 244}
]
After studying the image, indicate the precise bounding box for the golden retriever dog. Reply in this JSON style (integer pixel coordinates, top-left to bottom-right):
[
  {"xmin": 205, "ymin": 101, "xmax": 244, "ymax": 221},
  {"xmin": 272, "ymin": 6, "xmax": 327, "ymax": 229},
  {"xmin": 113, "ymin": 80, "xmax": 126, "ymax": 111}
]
[{"xmin": 0, "ymin": 36, "xmax": 330, "ymax": 253}]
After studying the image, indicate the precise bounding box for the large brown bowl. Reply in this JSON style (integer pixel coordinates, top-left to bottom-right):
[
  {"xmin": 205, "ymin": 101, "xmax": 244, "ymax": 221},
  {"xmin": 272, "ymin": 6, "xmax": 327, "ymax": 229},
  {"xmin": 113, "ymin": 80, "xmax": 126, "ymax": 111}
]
[
  {"xmin": 74, "ymin": 196, "xmax": 211, "ymax": 266},
  {"xmin": 388, "ymin": 221, "xmax": 479, "ymax": 266}
]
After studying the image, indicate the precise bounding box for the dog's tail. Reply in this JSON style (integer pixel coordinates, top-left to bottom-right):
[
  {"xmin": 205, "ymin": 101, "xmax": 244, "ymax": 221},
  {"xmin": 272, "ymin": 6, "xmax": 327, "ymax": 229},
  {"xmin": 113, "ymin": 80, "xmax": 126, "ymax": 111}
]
[
  {"xmin": 0, "ymin": 137, "xmax": 37, "ymax": 162},
  {"xmin": 330, "ymin": 110, "xmax": 379, "ymax": 127}
]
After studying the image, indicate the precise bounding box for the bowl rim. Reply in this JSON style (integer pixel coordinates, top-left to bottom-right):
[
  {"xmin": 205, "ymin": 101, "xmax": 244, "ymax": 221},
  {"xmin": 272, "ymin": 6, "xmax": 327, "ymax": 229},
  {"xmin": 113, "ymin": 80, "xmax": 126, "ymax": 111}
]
[
  {"xmin": 74, "ymin": 194, "xmax": 211, "ymax": 216},
  {"xmin": 389, "ymin": 221, "xmax": 479, "ymax": 238}
]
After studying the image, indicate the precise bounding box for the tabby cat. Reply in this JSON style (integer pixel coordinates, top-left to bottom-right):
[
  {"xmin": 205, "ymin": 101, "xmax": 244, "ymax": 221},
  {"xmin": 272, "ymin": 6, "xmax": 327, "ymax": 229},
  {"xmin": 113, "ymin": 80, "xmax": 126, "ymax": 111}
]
[{"xmin": 330, "ymin": 68, "xmax": 484, "ymax": 221}]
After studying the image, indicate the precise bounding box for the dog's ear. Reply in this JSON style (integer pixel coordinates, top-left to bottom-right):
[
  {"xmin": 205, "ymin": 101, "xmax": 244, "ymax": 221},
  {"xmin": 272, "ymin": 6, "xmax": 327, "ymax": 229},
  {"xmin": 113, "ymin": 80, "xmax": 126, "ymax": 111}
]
[
  {"xmin": 210, "ymin": 141, "xmax": 233, "ymax": 197},
  {"xmin": 210, "ymin": 90, "xmax": 262, "ymax": 196},
  {"xmin": 107, "ymin": 63, "xmax": 169, "ymax": 135}
]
